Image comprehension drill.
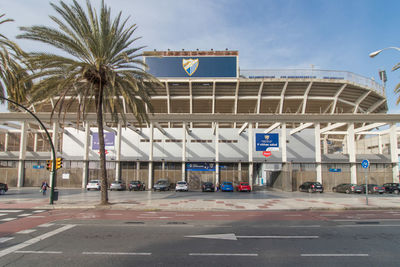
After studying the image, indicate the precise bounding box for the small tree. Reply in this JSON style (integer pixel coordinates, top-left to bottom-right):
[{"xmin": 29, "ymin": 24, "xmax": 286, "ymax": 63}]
[{"xmin": 18, "ymin": 0, "xmax": 160, "ymax": 205}]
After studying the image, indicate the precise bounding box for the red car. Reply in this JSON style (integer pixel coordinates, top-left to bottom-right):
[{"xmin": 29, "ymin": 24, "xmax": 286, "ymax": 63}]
[{"xmin": 236, "ymin": 182, "xmax": 251, "ymax": 192}]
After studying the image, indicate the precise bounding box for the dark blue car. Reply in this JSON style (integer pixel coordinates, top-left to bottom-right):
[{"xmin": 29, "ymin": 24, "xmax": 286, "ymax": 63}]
[{"xmin": 220, "ymin": 182, "xmax": 234, "ymax": 192}]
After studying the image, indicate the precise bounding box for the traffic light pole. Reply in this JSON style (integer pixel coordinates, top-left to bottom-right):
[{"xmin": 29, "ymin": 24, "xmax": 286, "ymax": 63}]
[{"xmin": 0, "ymin": 96, "xmax": 57, "ymax": 204}]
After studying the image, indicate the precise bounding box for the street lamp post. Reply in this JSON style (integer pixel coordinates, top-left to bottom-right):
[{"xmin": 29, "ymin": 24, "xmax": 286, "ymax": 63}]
[
  {"xmin": 0, "ymin": 97, "xmax": 57, "ymax": 204},
  {"xmin": 369, "ymin": 47, "xmax": 400, "ymax": 58}
]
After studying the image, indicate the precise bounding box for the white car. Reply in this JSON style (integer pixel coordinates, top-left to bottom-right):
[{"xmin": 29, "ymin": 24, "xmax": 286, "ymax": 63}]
[
  {"xmin": 175, "ymin": 181, "xmax": 188, "ymax": 192},
  {"xmin": 86, "ymin": 180, "xmax": 101, "ymax": 190}
]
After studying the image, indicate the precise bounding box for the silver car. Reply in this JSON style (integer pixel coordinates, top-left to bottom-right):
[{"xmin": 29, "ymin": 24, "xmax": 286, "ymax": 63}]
[
  {"xmin": 175, "ymin": 181, "xmax": 188, "ymax": 192},
  {"xmin": 109, "ymin": 181, "xmax": 126, "ymax": 191},
  {"xmin": 86, "ymin": 180, "xmax": 101, "ymax": 191}
]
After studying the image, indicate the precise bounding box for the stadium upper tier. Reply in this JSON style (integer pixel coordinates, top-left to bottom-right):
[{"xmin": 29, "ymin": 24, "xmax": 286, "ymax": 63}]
[{"xmin": 149, "ymin": 69, "xmax": 387, "ymax": 116}]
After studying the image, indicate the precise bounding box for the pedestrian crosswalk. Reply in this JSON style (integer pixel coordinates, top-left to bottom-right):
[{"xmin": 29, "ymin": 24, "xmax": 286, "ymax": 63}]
[{"xmin": 0, "ymin": 210, "xmax": 46, "ymax": 222}]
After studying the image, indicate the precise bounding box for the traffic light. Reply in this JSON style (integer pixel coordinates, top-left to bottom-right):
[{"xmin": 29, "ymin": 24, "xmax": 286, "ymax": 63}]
[
  {"xmin": 46, "ymin": 160, "xmax": 52, "ymax": 171},
  {"xmin": 56, "ymin": 158, "xmax": 63, "ymax": 169}
]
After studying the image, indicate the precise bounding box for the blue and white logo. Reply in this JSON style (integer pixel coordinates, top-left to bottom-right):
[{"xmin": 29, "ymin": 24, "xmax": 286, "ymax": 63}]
[{"xmin": 182, "ymin": 58, "xmax": 199, "ymax": 76}]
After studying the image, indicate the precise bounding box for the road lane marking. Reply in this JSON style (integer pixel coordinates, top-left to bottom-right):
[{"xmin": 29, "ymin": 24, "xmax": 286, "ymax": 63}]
[
  {"xmin": 189, "ymin": 253, "xmax": 258, "ymax": 256},
  {"xmin": 337, "ymin": 224, "xmax": 400, "ymax": 227},
  {"xmin": 301, "ymin": 254, "xmax": 368, "ymax": 257},
  {"xmin": 17, "ymin": 229, "xmax": 37, "ymax": 234},
  {"xmin": 1, "ymin": 218, "xmax": 16, "ymax": 222},
  {"xmin": 289, "ymin": 225, "xmax": 321, "ymax": 228},
  {"xmin": 0, "ymin": 214, "xmax": 7, "ymax": 216},
  {"xmin": 14, "ymin": 251, "xmax": 62, "ymax": 254},
  {"xmin": 185, "ymin": 233, "xmax": 319, "ymax": 240},
  {"xmin": 176, "ymin": 214, "xmax": 194, "ymax": 217},
  {"xmin": 0, "ymin": 224, "xmax": 76, "ymax": 258},
  {"xmin": 0, "ymin": 237, "xmax": 14, "ymax": 243},
  {"xmin": 38, "ymin": 223, "xmax": 54, "ymax": 227},
  {"xmin": 82, "ymin": 252, "xmax": 151, "ymax": 255},
  {"xmin": 32, "ymin": 210, "xmax": 46, "ymax": 213},
  {"xmin": 334, "ymin": 219, "xmax": 400, "ymax": 222},
  {"xmin": 18, "ymin": 214, "xmax": 32, "ymax": 217}
]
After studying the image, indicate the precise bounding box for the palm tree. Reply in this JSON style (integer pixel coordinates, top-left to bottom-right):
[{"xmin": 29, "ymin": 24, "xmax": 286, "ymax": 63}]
[
  {"xmin": 0, "ymin": 14, "xmax": 31, "ymax": 109},
  {"xmin": 18, "ymin": 0, "xmax": 160, "ymax": 205}
]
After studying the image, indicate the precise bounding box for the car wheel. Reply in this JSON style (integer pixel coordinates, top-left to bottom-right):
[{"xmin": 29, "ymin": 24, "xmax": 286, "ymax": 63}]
[
  {"xmin": 308, "ymin": 188, "xmax": 313, "ymax": 193},
  {"xmin": 394, "ymin": 189, "xmax": 400, "ymax": 194},
  {"xmin": 345, "ymin": 189, "xmax": 350, "ymax": 194},
  {"xmin": 87, "ymin": 188, "xmax": 90, "ymax": 191},
  {"xmin": 368, "ymin": 190, "xmax": 372, "ymax": 194},
  {"xmin": 332, "ymin": 188, "xmax": 336, "ymax": 192},
  {"xmin": 0, "ymin": 189, "xmax": 4, "ymax": 195}
]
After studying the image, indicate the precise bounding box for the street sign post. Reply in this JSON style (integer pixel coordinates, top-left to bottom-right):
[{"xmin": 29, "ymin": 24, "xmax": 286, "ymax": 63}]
[{"xmin": 361, "ymin": 159, "xmax": 370, "ymax": 205}]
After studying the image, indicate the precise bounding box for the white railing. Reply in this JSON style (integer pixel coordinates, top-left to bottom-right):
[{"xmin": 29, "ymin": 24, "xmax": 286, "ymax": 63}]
[{"xmin": 240, "ymin": 69, "xmax": 385, "ymax": 95}]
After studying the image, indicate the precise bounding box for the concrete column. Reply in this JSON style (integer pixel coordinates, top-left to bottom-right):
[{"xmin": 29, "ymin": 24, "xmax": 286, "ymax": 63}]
[
  {"xmin": 115, "ymin": 122, "xmax": 122, "ymax": 181},
  {"xmin": 281, "ymin": 123, "xmax": 287, "ymax": 163},
  {"xmin": 238, "ymin": 162, "xmax": 242, "ymax": 182},
  {"xmin": 17, "ymin": 121, "xmax": 27, "ymax": 188},
  {"xmin": 4, "ymin": 133, "xmax": 8, "ymax": 152},
  {"xmin": 248, "ymin": 122, "xmax": 253, "ymax": 186},
  {"xmin": 378, "ymin": 134, "xmax": 383, "ymax": 154},
  {"xmin": 148, "ymin": 123, "xmax": 154, "ymax": 189},
  {"xmin": 82, "ymin": 122, "xmax": 90, "ymax": 188},
  {"xmin": 323, "ymin": 136, "xmax": 328, "ymax": 154},
  {"xmin": 348, "ymin": 123, "xmax": 357, "ymax": 184},
  {"xmin": 389, "ymin": 124, "xmax": 399, "ymax": 182},
  {"xmin": 315, "ymin": 123, "xmax": 322, "ymax": 183},
  {"xmin": 136, "ymin": 161, "xmax": 140, "ymax": 180},
  {"xmin": 182, "ymin": 122, "xmax": 186, "ymax": 181},
  {"xmin": 33, "ymin": 133, "xmax": 38, "ymax": 152},
  {"xmin": 215, "ymin": 122, "xmax": 219, "ymax": 187}
]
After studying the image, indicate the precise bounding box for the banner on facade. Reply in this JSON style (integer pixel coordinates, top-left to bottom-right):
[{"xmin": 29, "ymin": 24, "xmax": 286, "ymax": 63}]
[
  {"xmin": 186, "ymin": 162, "xmax": 216, "ymax": 171},
  {"xmin": 255, "ymin": 133, "xmax": 279, "ymax": 151},
  {"xmin": 92, "ymin": 132, "xmax": 115, "ymax": 150}
]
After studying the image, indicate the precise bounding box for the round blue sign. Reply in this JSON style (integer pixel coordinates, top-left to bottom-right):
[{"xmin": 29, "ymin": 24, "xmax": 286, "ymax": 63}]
[{"xmin": 361, "ymin": 159, "xmax": 370, "ymax": 169}]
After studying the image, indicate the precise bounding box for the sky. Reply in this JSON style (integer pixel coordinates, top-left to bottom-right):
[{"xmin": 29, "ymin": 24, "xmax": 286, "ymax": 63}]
[{"xmin": 1, "ymin": 0, "xmax": 400, "ymax": 112}]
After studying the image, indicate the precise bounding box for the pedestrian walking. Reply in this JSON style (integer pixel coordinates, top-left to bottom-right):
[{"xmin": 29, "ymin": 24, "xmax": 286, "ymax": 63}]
[{"xmin": 41, "ymin": 180, "xmax": 49, "ymax": 196}]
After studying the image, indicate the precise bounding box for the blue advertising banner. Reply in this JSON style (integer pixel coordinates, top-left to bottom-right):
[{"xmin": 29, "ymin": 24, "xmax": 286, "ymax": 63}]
[
  {"xmin": 145, "ymin": 56, "xmax": 237, "ymax": 78},
  {"xmin": 92, "ymin": 132, "xmax": 115, "ymax": 150},
  {"xmin": 186, "ymin": 162, "xmax": 216, "ymax": 171},
  {"xmin": 255, "ymin": 133, "xmax": 279, "ymax": 151},
  {"xmin": 329, "ymin": 168, "xmax": 342, "ymax": 172}
]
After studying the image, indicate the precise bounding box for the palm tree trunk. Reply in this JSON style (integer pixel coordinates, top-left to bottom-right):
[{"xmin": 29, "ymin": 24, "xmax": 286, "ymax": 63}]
[{"xmin": 96, "ymin": 86, "xmax": 109, "ymax": 205}]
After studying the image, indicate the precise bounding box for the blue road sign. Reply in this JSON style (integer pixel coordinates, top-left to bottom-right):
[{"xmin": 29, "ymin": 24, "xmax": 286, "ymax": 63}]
[
  {"xmin": 361, "ymin": 159, "xmax": 370, "ymax": 169},
  {"xmin": 255, "ymin": 133, "xmax": 279, "ymax": 151}
]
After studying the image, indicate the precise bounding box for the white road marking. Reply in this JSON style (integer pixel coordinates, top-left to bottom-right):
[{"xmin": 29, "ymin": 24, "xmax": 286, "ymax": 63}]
[
  {"xmin": 0, "ymin": 224, "xmax": 76, "ymax": 258},
  {"xmin": 32, "ymin": 210, "xmax": 46, "ymax": 213},
  {"xmin": 0, "ymin": 210, "xmax": 22, "ymax": 213},
  {"xmin": 17, "ymin": 229, "xmax": 37, "ymax": 234},
  {"xmin": 82, "ymin": 252, "xmax": 151, "ymax": 255},
  {"xmin": 301, "ymin": 254, "xmax": 368, "ymax": 257},
  {"xmin": 337, "ymin": 224, "xmax": 400, "ymax": 227},
  {"xmin": 14, "ymin": 251, "xmax": 62, "ymax": 254},
  {"xmin": 185, "ymin": 233, "xmax": 319, "ymax": 240},
  {"xmin": 0, "ymin": 214, "xmax": 7, "ymax": 217},
  {"xmin": 38, "ymin": 223, "xmax": 54, "ymax": 227},
  {"xmin": 176, "ymin": 214, "xmax": 194, "ymax": 217},
  {"xmin": 189, "ymin": 253, "xmax": 258, "ymax": 257},
  {"xmin": 17, "ymin": 214, "xmax": 32, "ymax": 217},
  {"xmin": 0, "ymin": 237, "xmax": 14, "ymax": 243},
  {"xmin": 289, "ymin": 225, "xmax": 321, "ymax": 228},
  {"xmin": 1, "ymin": 218, "xmax": 16, "ymax": 222},
  {"xmin": 107, "ymin": 214, "xmax": 123, "ymax": 216},
  {"xmin": 334, "ymin": 219, "xmax": 400, "ymax": 222},
  {"xmin": 284, "ymin": 214, "xmax": 302, "ymax": 217}
]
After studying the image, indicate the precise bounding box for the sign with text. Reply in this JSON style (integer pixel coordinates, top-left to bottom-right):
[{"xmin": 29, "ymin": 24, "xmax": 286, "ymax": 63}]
[
  {"xmin": 255, "ymin": 133, "xmax": 279, "ymax": 151},
  {"xmin": 186, "ymin": 162, "xmax": 216, "ymax": 171},
  {"xmin": 92, "ymin": 132, "xmax": 115, "ymax": 150}
]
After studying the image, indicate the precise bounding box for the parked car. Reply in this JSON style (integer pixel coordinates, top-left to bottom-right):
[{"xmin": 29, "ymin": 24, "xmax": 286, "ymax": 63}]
[
  {"xmin": 109, "ymin": 181, "xmax": 126, "ymax": 191},
  {"xmin": 153, "ymin": 179, "xmax": 171, "ymax": 191},
  {"xmin": 0, "ymin": 182, "xmax": 8, "ymax": 194},
  {"xmin": 128, "ymin": 181, "xmax": 146, "ymax": 191},
  {"xmin": 299, "ymin": 182, "xmax": 324, "ymax": 193},
  {"xmin": 236, "ymin": 182, "xmax": 251, "ymax": 192},
  {"xmin": 86, "ymin": 180, "xmax": 101, "ymax": 191},
  {"xmin": 202, "ymin": 182, "xmax": 215, "ymax": 192},
  {"xmin": 175, "ymin": 181, "xmax": 188, "ymax": 192},
  {"xmin": 220, "ymin": 181, "xmax": 234, "ymax": 192},
  {"xmin": 383, "ymin": 183, "xmax": 400, "ymax": 194},
  {"xmin": 353, "ymin": 184, "xmax": 364, "ymax": 194},
  {"xmin": 332, "ymin": 183, "xmax": 357, "ymax": 194},
  {"xmin": 361, "ymin": 184, "xmax": 385, "ymax": 194}
]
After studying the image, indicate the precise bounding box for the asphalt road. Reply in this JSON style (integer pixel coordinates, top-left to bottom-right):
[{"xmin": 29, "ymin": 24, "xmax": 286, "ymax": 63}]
[{"xmin": 0, "ymin": 210, "xmax": 400, "ymax": 266}]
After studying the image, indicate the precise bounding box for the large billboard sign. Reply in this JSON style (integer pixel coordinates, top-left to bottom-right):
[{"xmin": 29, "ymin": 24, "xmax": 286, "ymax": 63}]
[
  {"xmin": 145, "ymin": 56, "xmax": 238, "ymax": 78},
  {"xmin": 92, "ymin": 132, "xmax": 115, "ymax": 150},
  {"xmin": 255, "ymin": 133, "xmax": 279, "ymax": 151}
]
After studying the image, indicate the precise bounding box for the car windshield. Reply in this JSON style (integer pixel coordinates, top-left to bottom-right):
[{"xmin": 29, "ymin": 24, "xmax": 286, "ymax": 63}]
[
  {"xmin": 314, "ymin": 183, "xmax": 322, "ymax": 185},
  {"xmin": 156, "ymin": 180, "xmax": 167, "ymax": 184},
  {"xmin": 177, "ymin": 182, "xmax": 187, "ymax": 185},
  {"xmin": 204, "ymin": 182, "xmax": 213, "ymax": 186},
  {"xmin": 241, "ymin": 183, "xmax": 249, "ymax": 186},
  {"xmin": 223, "ymin": 182, "xmax": 232, "ymax": 185},
  {"xmin": 130, "ymin": 181, "xmax": 139, "ymax": 184},
  {"xmin": 89, "ymin": 180, "xmax": 99, "ymax": 183}
]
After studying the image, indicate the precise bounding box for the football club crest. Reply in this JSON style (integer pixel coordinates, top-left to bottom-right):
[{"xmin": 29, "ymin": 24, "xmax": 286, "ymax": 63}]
[{"xmin": 182, "ymin": 58, "xmax": 199, "ymax": 76}]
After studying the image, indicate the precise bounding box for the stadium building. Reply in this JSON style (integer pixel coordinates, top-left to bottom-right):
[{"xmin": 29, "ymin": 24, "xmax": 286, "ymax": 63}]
[{"xmin": 0, "ymin": 50, "xmax": 399, "ymax": 191}]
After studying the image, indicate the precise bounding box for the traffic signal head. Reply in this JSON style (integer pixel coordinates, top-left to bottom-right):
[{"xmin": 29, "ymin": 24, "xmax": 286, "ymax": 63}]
[
  {"xmin": 46, "ymin": 160, "xmax": 52, "ymax": 171},
  {"xmin": 56, "ymin": 158, "xmax": 63, "ymax": 169}
]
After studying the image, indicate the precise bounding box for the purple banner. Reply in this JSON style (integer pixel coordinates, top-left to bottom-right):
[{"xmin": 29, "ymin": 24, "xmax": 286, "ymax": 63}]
[{"xmin": 92, "ymin": 132, "xmax": 115, "ymax": 150}]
